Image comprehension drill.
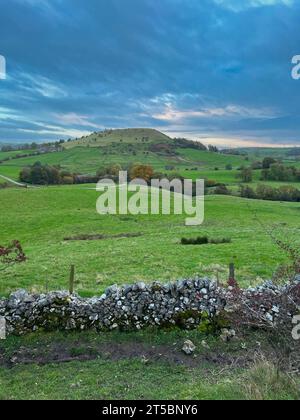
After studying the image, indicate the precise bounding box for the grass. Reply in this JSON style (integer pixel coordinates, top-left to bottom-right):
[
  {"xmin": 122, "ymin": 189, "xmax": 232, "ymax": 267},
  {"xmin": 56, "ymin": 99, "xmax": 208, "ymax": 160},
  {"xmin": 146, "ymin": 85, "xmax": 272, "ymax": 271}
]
[
  {"xmin": 0, "ymin": 329, "xmax": 298, "ymax": 400},
  {"xmin": 177, "ymin": 148, "xmax": 247, "ymax": 169},
  {"xmin": 0, "ymin": 185, "xmax": 299, "ymax": 296}
]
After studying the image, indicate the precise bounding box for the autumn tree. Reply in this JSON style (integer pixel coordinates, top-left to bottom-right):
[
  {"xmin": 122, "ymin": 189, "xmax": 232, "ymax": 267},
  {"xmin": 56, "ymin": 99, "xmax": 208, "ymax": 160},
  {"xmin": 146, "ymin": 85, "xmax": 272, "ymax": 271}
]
[{"xmin": 129, "ymin": 165, "xmax": 154, "ymax": 183}]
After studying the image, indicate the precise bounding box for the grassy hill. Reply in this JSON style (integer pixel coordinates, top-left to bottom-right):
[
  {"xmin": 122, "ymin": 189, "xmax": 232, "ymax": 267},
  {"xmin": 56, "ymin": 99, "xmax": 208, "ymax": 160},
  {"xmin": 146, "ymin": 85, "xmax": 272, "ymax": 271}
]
[
  {"xmin": 0, "ymin": 129, "xmax": 248, "ymax": 182},
  {"xmin": 64, "ymin": 128, "xmax": 172, "ymax": 148},
  {"xmin": 0, "ymin": 129, "xmax": 299, "ymax": 192}
]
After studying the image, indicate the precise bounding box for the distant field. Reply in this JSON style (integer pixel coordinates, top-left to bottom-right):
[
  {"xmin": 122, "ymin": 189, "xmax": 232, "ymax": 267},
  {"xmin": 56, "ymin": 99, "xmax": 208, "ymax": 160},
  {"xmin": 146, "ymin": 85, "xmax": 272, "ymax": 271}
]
[
  {"xmin": 177, "ymin": 149, "xmax": 247, "ymax": 169},
  {"xmin": 236, "ymin": 147, "xmax": 300, "ymax": 159},
  {"xmin": 0, "ymin": 185, "xmax": 299, "ymax": 296},
  {"xmin": 0, "ymin": 149, "xmax": 36, "ymax": 161}
]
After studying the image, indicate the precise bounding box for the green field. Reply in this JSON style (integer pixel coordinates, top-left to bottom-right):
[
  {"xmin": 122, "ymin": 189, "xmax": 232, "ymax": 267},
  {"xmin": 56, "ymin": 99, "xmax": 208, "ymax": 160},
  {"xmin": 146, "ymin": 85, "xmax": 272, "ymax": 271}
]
[
  {"xmin": 0, "ymin": 186, "xmax": 299, "ymax": 296},
  {"xmin": 1, "ymin": 131, "xmax": 300, "ymax": 401}
]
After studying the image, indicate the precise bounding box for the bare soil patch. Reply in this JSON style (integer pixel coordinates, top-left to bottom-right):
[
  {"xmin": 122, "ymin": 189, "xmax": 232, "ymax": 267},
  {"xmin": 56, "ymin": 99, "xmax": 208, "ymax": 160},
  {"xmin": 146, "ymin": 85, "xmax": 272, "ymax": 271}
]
[
  {"xmin": 63, "ymin": 233, "xmax": 142, "ymax": 241},
  {"xmin": 0, "ymin": 340, "xmax": 255, "ymax": 369}
]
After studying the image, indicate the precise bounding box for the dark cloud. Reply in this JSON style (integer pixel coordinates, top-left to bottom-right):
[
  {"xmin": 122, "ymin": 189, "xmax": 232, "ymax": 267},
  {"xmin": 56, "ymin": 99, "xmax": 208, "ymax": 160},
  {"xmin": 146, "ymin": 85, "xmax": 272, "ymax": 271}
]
[{"xmin": 0, "ymin": 0, "xmax": 299, "ymax": 146}]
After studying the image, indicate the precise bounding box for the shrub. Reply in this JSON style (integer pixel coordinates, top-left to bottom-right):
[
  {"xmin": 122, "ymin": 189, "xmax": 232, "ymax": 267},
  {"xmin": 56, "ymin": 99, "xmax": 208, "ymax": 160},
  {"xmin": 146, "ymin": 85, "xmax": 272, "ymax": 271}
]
[
  {"xmin": 0, "ymin": 241, "xmax": 26, "ymax": 272},
  {"xmin": 240, "ymin": 185, "xmax": 257, "ymax": 199},
  {"xmin": 205, "ymin": 179, "xmax": 218, "ymax": 188},
  {"xmin": 261, "ymin": 163, "xmax": 300, "ymax": 182},
  {"xmin": 20, "ymin": 162, "xmax": 61, "ymax": 185},
  {"xmin": 181, "ymin": 237, "xmax": 231, "ymax": 245},
  {"xmin": 181, "ymin": 236, "xmax": 209, "ymax": 245},
  {"xmin": 214, "ymin": 185, "xmax": 230, "ymax": 195},
  {"xmin": 209, "ymin": 238, "xmax": 231, "ymax": 244}
]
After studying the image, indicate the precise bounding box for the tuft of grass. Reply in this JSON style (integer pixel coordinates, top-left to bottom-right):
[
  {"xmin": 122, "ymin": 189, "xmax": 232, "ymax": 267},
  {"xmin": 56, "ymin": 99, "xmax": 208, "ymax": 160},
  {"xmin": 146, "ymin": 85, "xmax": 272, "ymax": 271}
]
[{"xmin": 240, "ymin": 360, "xmax": 300, "ymax": 400}]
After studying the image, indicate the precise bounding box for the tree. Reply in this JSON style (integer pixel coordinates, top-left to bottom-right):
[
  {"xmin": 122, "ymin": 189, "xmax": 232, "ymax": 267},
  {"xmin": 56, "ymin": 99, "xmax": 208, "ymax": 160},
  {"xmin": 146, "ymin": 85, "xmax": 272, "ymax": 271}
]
[
  {"xmin": 129, "ymin": 165, "xmax": 154, "ymax": 182},
  {"xmin": 208, "ymin": 145, "xmax": 219, "ymax": 153},
  {"xmin": 238, "ymin": 167, "xmax": 253, "ymax": 183},
  {"xmin": 0, "ymin": 241, "xmax": 26, "ymax": 272},
  {"xmin": 262, "ymin": 157, "xmax": 277, "ymax": 169}
]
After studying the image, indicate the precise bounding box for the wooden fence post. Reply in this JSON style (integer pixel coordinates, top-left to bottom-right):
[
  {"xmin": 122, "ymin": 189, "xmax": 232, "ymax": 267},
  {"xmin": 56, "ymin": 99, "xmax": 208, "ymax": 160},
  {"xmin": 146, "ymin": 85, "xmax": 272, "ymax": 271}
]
[
  {"xmin": 229, "ymin": 263, "xmax": 235, "ymax": 281},
  {"xmin": 69, "ymin": 264, "xmax": 75, "ymax": 294},
  {"xmin": 228, "ymin": 262, "xmax": 239, "ymax": 288}
]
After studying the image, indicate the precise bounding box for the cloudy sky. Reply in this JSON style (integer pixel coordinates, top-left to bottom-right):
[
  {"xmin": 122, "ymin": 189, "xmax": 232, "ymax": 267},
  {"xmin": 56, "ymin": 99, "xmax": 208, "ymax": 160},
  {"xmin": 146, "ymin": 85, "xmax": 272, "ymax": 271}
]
[{"xmin": 0, "ymin": 0, "xmax": 300, "ymax": 148}]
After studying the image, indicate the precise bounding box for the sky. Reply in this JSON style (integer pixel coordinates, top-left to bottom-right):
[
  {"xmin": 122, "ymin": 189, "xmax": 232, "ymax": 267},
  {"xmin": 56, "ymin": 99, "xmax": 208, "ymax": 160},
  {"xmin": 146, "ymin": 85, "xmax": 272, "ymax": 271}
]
[{"xmin": 0, "ymin": 0, "xmax": 300, "ymax": 148}]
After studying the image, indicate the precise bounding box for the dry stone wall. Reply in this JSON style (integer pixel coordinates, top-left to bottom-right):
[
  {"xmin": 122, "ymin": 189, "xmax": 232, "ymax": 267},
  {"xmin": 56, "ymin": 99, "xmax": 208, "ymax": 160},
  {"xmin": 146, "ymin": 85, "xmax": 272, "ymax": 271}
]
[{"xmin": 0, "ymin": 276, "xmax": 299, "ymax": 336}]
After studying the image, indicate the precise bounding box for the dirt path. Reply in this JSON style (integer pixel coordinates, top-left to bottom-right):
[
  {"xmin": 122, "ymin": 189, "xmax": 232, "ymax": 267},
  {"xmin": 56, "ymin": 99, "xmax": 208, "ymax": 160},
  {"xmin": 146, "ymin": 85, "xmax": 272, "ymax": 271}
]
[
  {"xmin": 0, "ymin": 340, "xmax": 254, "ymax": 369},
  {"xmin": 0, "ymin": 175, "xmax": 28, "ymax": 187}
]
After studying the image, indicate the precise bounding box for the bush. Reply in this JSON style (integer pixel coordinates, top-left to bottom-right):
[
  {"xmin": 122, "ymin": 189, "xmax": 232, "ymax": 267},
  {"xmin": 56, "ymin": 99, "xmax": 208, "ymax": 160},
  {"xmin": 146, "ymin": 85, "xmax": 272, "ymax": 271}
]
[
  {"xmin": 261, "ymin": 163, "xmax": 300, "ymax": 182},
  {"xmin": 20, "ymin": 163, "xmax": 99, "ymax": 185},
  {"xmin": 0, "ymin": 241, "xmax": 26, "ymax": 272},
  {"xmin": 240, "ymin": 185, "xmax": 257, "ymax": 199},
  {"xmin": 181, "ymin": 236, "xmax": 209, "ymax": 245},
  {"xmin": 181, "ymin": 236, "xmax": 231, "ymax": 245},
  {"xmin": 240, "ymin": 184, "xmax": 300, "ymax": 202},
  {"xmin": 205, "ymin": 179, "xmax": 217, "ymax": 188},
  {"xmin": 214, "ymin": 185, "xmax": 230, "ymax": 195},
  {"xmin": 20, "ymin": 162, "xmax": 61, "ymax": 185},
  {"xmin": 209, "ymin": 238, "xmax": 231, "ymax": 244}
]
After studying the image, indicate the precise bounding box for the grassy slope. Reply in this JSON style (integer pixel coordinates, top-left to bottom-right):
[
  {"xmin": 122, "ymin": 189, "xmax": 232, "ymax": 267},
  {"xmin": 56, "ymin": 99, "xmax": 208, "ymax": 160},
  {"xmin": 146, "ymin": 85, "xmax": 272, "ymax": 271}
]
[
  {"xmin": 64, "ymin": 128, "xmax": 172, "ymax": 148},
  {"xmin": 0, "ymin": 186, "xmax": 299, "ymax": 296},
  {"xmin": 0, "ymin": 131, "xmax": 299, "ymax": 191},
  {"xmin": 0, "ymin": 148, "xmax": 247, "ymax": 179}
]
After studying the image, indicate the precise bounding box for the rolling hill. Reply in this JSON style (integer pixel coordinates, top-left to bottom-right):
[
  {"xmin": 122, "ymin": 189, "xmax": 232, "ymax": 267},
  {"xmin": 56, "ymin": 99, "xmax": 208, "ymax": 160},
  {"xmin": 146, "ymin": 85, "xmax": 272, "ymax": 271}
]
[
  {"xmin": 63, "ymin": 128, "xmax": 172, "ymax": 148},
  {"xmin": 0, "ymin": 129, "xmax": 248, "ymax": 182},
  {"xmin": 1, "ymin": 129, "xmax": 299, "ymax": 191}
]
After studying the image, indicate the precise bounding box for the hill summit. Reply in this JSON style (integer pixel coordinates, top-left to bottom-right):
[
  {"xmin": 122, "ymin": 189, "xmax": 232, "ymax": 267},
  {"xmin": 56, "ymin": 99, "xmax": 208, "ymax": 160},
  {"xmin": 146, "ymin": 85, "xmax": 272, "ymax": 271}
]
[{"xmin": 64, "ymin": 128, "xmax": 173, "ymax": 149}]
